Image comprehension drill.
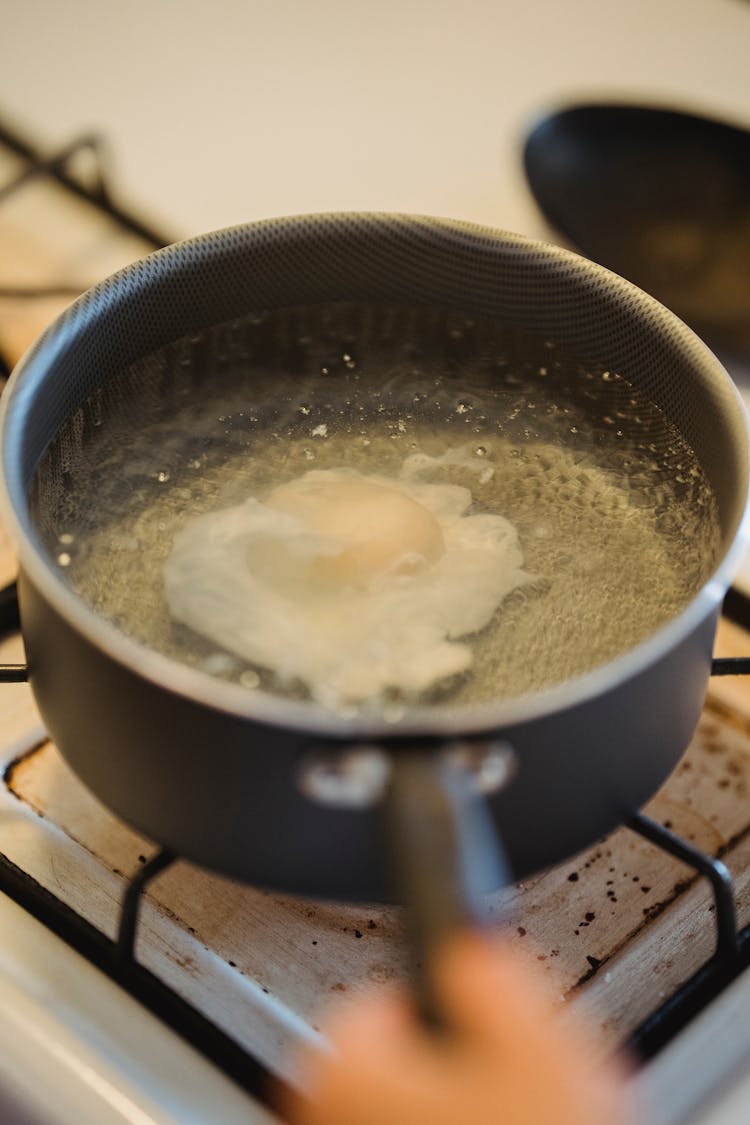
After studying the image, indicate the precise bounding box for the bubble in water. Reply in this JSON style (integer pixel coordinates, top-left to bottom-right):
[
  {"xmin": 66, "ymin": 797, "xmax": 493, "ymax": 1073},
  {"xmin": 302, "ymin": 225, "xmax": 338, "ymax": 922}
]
[
  {"xmin": 157, "ymin": 471, "xmax": 170, "ymax": 483},
  {"xmin": 299, "ymin": 404, "xmax": 311, "ymax": 415},
  {"xmin": 59, "ymin": 532, "xmax": 75, "ymax": 544},
  {"xmin": 240, "ymin": 669, "xmax": 261, "ymax": 689},
  {"xmin": 311, "ymin": 424, "xmax": 328, "ymax": 438},
  {"xmin": 383, "ymin": 701, "xmax": 406, "ymax": 723},
  {"xmin": 474, "ymin": 446, "xmax": 486, "ymax": 457},
  {"xmin": 200, "ymin": 652, "xmax": 238, "ymax": 676}
]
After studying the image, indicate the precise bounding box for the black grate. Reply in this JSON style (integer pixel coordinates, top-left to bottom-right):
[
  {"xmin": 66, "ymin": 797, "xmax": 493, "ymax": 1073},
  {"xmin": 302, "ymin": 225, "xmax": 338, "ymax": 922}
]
[
  {"xmin": 0, "ymin": 850, "xmax": 274, "ymax": 1104},
  {"xmin": 0, "ymin": 116, "xmax": 173, "ymax": 256},
  {"xmin": 0, "ymin": 116, "xmax": 172, "ymax": 381}
]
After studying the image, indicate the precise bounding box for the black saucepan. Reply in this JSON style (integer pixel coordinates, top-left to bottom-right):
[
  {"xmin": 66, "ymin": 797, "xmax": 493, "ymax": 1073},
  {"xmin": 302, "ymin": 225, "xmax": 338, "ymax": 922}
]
[{"xmin": 0, "ymin": 214, "xmax": 748, "ymax": 907}]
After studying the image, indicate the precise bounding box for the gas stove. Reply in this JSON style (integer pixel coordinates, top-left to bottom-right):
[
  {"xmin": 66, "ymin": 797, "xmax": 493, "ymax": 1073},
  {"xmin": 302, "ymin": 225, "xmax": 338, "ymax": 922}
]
[{"xmin": 3, "ymin": 117, "xmax": 750, "ymax": 1125}]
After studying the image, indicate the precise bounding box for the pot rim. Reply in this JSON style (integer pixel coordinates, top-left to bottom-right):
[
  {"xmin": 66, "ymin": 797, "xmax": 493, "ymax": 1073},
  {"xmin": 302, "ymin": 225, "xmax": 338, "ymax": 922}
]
[{"xmin": 3, "ymin": 213, "xmax": 750, "ymax": 741}]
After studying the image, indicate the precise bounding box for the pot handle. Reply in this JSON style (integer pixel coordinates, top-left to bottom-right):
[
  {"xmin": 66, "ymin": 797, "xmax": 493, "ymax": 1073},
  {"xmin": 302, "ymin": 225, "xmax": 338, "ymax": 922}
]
[
  {"xmin": 0, "ymin": 581, "xmax": 28, "ymax": 681},
  {"xmin": 382, "ymin": 750, "xmax": 511, "ymax": 1030}
]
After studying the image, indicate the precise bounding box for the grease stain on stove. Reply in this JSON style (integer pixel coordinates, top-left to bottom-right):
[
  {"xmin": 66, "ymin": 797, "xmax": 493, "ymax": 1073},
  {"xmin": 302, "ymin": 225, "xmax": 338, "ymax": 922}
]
[
  {"xmin": 577, "ymin": 954, "xmax": 604, "ymax": 984},
  {"xmin": 368, "ymin": 963, "xmax": 397, "ymax": 984},
  {"xmin": 165, "ymin": 948, "xmax": 198, "ymax": 976}
]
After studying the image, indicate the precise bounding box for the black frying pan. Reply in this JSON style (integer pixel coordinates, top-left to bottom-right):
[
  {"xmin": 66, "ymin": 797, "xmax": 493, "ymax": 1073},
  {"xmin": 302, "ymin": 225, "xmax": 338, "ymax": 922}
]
[{"xmin": 523, "ymin": 103, "xmax": 750, "ymax": 358}]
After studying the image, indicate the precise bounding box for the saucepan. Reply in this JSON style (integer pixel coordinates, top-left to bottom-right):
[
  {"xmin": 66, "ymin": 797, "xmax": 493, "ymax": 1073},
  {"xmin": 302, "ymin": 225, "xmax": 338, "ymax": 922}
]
[
  {"xmin": 0, "ymin": 214, "xmax": 748, "ymax": 942},
  {"xmin": 523, "ymin": 103, "xmax": 750, "ymax": 358}
]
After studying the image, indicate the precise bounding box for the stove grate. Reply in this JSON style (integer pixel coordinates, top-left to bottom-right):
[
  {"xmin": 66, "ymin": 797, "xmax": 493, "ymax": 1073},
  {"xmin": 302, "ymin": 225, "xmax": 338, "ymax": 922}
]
[
  {"xmin": 115, "ymin": 847, "xmax": 175, "ymax": 972},
  {"xmin": 627, "ymin": 812, "xmax": 739, "ymax": 963},
  {"xmin": 0, "ymin": 117, "xmax": 172, "ymax": 262},
  {"xmin": 0, "ymin": 848, "xmax": 275, "ymax": 1104}
]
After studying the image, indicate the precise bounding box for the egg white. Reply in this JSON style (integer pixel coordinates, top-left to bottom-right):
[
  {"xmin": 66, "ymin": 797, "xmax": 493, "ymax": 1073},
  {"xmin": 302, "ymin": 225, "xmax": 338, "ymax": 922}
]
[{"xmin": 163, "ymin": 465, "xmax": 528, "ymax": 710}]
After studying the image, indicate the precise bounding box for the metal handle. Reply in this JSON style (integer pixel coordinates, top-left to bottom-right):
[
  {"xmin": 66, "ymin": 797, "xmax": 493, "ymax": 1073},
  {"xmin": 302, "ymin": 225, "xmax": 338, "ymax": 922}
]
[
  {"xmin": 0, "ymin": 665, "xmax": 28, "ymax": 683},
  {"xmin": 382, "ymin": 751, "xmax": 511, "ymax": 1030},
  {"xmin": 0, "ymin": 581, "xmax": 20, "ymax": 636},
  {"xmin": 0, "ymin": 581, "xmax": 28, "ymax": 680}
]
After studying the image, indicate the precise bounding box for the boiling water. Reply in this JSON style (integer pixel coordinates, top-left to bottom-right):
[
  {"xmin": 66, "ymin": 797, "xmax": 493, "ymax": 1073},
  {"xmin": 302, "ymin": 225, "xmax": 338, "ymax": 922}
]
[{"xmin": 32, "ymin": 304, "xmax": 721, "ymax": 715}]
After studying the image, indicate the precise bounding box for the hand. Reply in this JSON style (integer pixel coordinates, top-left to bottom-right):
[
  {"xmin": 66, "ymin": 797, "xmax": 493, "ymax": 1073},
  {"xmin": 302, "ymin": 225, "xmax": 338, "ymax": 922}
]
[{"xmin": 279, "ymin": 932, "xmax": 634, "ymax": 1125}]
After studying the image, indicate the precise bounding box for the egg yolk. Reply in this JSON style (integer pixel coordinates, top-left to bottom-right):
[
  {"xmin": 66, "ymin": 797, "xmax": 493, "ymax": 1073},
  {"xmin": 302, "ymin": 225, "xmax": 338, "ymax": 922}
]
[{"xmin": 265, "ymin": 477, "xmax": 445, "ymax": 583}]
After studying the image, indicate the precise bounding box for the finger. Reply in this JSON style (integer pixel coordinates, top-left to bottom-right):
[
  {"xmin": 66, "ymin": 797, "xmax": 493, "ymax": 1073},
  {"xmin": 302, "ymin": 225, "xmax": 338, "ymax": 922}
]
[
  {"xmin": 278, "ymin": 992, "xmax": 435, "ymax": 1125},
  {"xmin": 431, "ymin": 932, "xmax": 575, "ymax": 1051},
  {"xmin": 433, "ymin": 933, "xmax": 633, "ymax": 1095},
  {"xmin": 279, "ymin": 990, "xmax": 413, "ymax": 1097}
]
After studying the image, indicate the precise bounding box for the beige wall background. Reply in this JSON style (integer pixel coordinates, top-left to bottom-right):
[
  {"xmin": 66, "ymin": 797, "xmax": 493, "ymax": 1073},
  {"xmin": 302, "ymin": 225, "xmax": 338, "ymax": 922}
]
[{"xmin": 0, "ymin": 0, "xmax": 747, "ymax": 239}]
